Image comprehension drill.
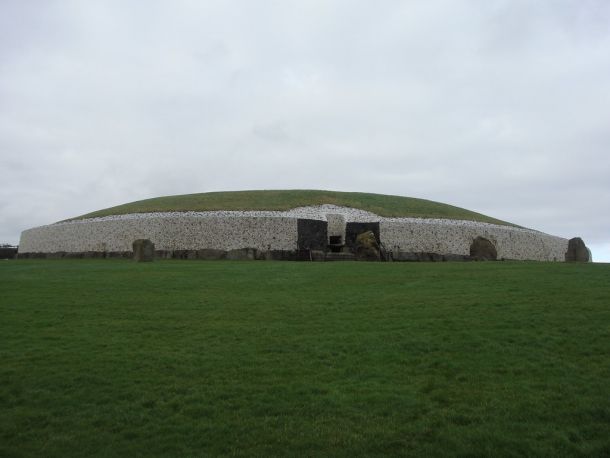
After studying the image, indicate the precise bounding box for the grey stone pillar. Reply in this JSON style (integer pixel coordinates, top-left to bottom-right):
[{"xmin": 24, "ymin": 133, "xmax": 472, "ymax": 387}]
[{"xmin": 133, "ymin": 239, "xmax": 155, "ymax": 262}]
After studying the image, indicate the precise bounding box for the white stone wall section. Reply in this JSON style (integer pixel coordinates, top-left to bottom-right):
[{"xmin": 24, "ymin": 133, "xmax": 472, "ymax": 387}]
[
  {"xmin": 380, "ymin": 219, "xmax": 567, "ymax": 261},
  {"xmin": 19, "ymin": 205, "xmax": 570, "ymax": 261},
  {"xmin": 326, "ymin": 213, "xmax": 347, "ymax": 241},
  {"xmin": 19, "ymin": 216, "xmax": 298, "ymax": 253}
]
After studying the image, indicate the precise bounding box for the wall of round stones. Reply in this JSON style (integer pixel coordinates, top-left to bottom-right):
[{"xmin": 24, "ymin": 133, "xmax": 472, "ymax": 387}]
[
  {"xmin": 18, "ymin": 216, "xmax": 298, "ymax": 253},
  {"xmin": 326, "ymin": 213, "xmax": 347, "ymax": 239},
  {"xmin": 19, "ymin": 213, "xmax": 569, "ymax": 262},
  {"xmin": 380, "ymin": 220, "xmax": 568, "ymax": 261}
]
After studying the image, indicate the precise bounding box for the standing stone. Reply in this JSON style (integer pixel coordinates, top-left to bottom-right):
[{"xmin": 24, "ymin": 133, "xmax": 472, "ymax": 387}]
[
  {"xmin": 133, "ymin": 239, "xmax": 155, "ymax": 262},
  {"xmin": 470, "ymin": 236, "xmax": 497, "ymax": 260},
  {"xmin": 565, "ymin": 237, "xmax": 590, "ymax": 262}
]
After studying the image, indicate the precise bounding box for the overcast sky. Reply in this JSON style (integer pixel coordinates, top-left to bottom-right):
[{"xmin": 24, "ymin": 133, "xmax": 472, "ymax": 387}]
[{"xmin": 1, "ymin": 0, "xmax": 609, "ymax": 260}]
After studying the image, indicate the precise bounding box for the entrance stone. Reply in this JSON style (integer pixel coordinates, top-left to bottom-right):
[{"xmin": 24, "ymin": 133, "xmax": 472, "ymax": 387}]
[{"xmin": 355, "ymin": 230, "xmax": 381, "ymax": 261}]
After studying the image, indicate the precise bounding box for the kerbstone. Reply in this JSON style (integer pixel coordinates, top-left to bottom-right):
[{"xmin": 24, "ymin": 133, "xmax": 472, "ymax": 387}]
[
  {"xmin": 197, "ymin": 249, "xmax": 227, "ymax": 260},
  {"xmin": 227, "ymin": 248, "xmax": 257, "ymax": 260}
]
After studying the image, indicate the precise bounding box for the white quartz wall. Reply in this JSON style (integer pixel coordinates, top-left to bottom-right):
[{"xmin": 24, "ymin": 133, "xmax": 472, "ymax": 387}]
[
  {"xmin": 19, "ymin": 205, "xmax": 569, "ymax": 261},
  {"xmin": 326, "ymin": 213, "xmax": 347, "ymax": 239},
  {"xmin": 381, "ymin": 219, "xmax": 568, "ymax": 261},
  {"xmin": 19, "ymin": 216, "xmax": 298, "ymax": 253}
]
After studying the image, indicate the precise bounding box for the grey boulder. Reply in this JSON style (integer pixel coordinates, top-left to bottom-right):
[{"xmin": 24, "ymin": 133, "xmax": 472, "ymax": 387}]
[
  {"xmin": 565, "ymin": 237, "xmax": 591, "ymax": 262},
  {"xmin": 470, "ymin": 236, "xmax": 497, "ymax": 260}
]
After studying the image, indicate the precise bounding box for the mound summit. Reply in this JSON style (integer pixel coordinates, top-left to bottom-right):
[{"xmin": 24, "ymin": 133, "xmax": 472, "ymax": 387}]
[
  {"xmin": 72, "ymin": 190, "xmax": 513, "ymax": 225},
  {"xmin": 19, "ymin": 190, "xmax": 590, "ymax": 262}
]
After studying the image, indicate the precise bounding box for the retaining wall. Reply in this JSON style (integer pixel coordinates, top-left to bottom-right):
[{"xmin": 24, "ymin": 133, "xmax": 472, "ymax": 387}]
[
  {"xmin": 380, "ymin": 219, "xmax": 567, "ymax": 261},
  {"xmin": 19, "ymin": 216, "xmax": 299, "ymax": 253},
  {"xmin": 18, "ymin": 206, "xmax": 570, "ymax": 261}
]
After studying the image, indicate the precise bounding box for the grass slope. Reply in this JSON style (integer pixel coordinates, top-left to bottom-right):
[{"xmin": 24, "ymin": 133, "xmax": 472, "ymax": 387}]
[
  {"xmin": 1, "ymin": 260, "xmax": 609, "ymax": 457},
  {"xmin": 72, "ymin": 190, "xmax": 515, "ymax": 226}
]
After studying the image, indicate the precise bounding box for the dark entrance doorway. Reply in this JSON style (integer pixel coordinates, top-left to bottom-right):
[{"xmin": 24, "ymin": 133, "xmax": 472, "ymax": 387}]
[{"xmin": 329, "ymin": 235, "xmax": 343, "ymax": 252}]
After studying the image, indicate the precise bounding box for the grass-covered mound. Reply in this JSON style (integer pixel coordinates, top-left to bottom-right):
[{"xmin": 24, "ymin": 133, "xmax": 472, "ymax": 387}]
[
  {"xmin": 72, "ymin": 190, "xmax": 514, "ymax": 226},
  {"xmin": 2, "ymin": 260, "xmax": 609, "ymax": 456}
]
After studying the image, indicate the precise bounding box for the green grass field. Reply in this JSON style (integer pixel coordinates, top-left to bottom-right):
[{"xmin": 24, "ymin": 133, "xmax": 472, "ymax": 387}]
[
  {"xmin": 1, "ymin": 260, "xmax": 609, "ymax": 457},
  {"xmin": 72, "ymin": 190, "xmax": 515, "ymax": 226}
]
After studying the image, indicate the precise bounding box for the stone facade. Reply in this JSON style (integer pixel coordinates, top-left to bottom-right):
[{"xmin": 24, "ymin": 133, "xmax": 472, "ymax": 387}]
[
  {"xmin": 19, "ymin": 216, "xmax": 298, "ymax": 253},
  {"xmin": 380, "ymin": 218, "xmax": 568, "ymax": 261},
  {"xmin": 18, "ymin": 205, "xmax": 574, "ymax": 262}
]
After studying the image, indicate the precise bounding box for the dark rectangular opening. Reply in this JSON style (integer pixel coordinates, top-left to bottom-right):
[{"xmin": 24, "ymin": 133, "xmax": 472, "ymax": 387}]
[{"xmin": 329, "ymin": 235, "xmax": 343, "ymax": 253}]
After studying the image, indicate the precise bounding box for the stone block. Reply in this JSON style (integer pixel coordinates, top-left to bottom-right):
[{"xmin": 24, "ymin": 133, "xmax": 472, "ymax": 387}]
[
  {"xmin": 47, "ymin": 251, "xmax": 66, "ymax": 259},
  {"xmin": 565, "ymin": 237, "xmax": 590, "ymax": 262},
  {"xmin": 107, "ymin": 251, "xmax": 131, "ymax": 259},
  {"xmin": 310, "ymin": 250, "xmax": 326, "ymax": 261},
  {"xmin": 133, "ymin": 239, "xmax": 155, "ymax": 262},
  {"xmin": 83, "ymin": 251, "xmax": 105, "ymax": 259},
  {"xmin": 196, "ymin": 249, "xmax": 227, "ymax": 260},
  {"xmin": 392, "ymin": 251, "xmax": 452, "ymax": 262},
  {"xmin": 442, "ymin": 253, "xmax": 470, "ymax": 262},
  {"xmin": 263, "ymin": 250, "xmax": 298, "ymax": 261},
  {"xmin": 470, "ymin": 236, "xmax": 497, "ymax": 260},
  {"xmin": 227, "ymin": 248, "xmax": 257, "ymax": 260},
  {"xmin": 64, "ymin": 252, "xmax": 84, "ymax": 259},
  {"xmin": 324, "ymin": 252, "xmax": 356, "ymax": 261},
  {"xmin": 155, "ymin": 250, "xmax": 173, "ymax": 259},
  {"xmin": 171, "ymin": 250, "xmax": 188, "ymax": 259},
  {"xmin": 392, "ymin": 251, "xmax": 420, "ymax": 262}
]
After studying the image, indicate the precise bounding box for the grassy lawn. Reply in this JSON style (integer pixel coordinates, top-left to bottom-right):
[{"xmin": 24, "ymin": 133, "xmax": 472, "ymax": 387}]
[
  {"xmin": 73, "ymin": 190, "xmax": 514, "ymax": 226},
  {"xmin": 1, "ymin": 260, "xmax": 609, "ymax": 457}
]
